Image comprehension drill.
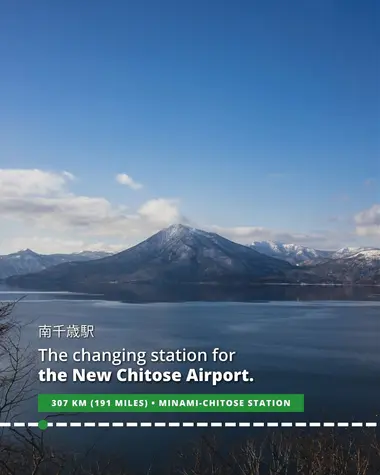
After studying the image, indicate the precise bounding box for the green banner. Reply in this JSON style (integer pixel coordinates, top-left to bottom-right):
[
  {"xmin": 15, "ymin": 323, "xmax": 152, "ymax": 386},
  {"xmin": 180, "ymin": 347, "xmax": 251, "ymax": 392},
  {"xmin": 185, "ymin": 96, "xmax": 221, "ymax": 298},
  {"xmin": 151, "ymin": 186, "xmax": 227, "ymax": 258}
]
[{"xmin": 38, "ymin": 394, "xmax": 304, "ymax": 413}]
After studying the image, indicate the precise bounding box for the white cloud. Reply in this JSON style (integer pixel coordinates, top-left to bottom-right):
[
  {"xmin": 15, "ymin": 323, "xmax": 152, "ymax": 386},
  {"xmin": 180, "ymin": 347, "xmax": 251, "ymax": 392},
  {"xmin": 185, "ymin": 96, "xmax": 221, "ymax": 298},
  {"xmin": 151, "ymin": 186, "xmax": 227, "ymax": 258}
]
[
  {"xmin": 354, "ymin": 204, "xmax": 380, "ymax": 236},
  {"xmin": 355, "ymin": 226, "xmax": 380, "ymax": 237},
  {"xmin": 0, "ymin": 169, "xmax": 184, "ymax": 252},
  {"xmin": 138, "ymin": 198, "xmax": 183, "ymax": 225},
  {"xmin": 0, "ymin": 168, "xmax": 372, "ymax": 254},
  {"xmin": 355, "ymin": 204, "xmax": 380, "ymax": 226},
  {"xmin": 0, "ymin": 193, "xmax": 129, "ymax": 234},
  {"xmin": 0, "ymin": 169, "xmax": 73, "ymax": 196},
  {"xmin": 116, "ymin": 173, "xmax": 143, "ymax": 190}
]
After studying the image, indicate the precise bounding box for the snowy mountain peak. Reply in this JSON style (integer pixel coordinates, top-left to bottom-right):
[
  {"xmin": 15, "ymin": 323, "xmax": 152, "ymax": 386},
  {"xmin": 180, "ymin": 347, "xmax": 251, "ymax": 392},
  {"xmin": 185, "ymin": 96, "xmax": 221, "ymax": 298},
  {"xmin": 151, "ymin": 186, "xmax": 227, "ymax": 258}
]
[
  {"xmin": 336, "ymin": 247, "xmax": 358, "ymax": 253},
  {"xmin": 334, "ymin": 247, "xmax": 360, "ymax": 256},
  {"xmin": 250, "ymin": 240, "xmax": 380, "ymax": 266},
  {"xmin": 250, "ymin": 241, "xmax": 286, "ymax": 254},
  {"xmin": 8, "ymin": 224, "xmax": 293, "ymax": 293},
  {"xmin": 249, "ymin": 240, "xmax": 333, "ymax": 265},
  {"xmin": 164, "ymin": 223, "xmax": 192, "ymax": 235},
  {"xmin": 0, "ymin": 249, "xmax": 114, "ymax": 279},
  {"xmin": 160, "ymin": 224, "xmax": 209, "ymax": 242},
  {"xmin": 332, "ymin": 247, "xmax": 376, "ymax": 259},
  {"xmin": 346, "ymin": 249, "xmax": 380, "ymax": 261}
]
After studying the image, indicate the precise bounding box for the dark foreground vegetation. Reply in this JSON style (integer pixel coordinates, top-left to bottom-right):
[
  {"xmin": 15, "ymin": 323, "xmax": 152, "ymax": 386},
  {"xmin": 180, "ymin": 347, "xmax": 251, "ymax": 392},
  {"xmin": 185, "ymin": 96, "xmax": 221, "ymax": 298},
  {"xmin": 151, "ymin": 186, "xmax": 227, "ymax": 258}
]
[
  {"xmin": 0, "ymin": 428, "xmax": 380, "ymax": 474},
  {"xmin": 0, "ymin": 301, "xmax": 379, "ymax": 474}
]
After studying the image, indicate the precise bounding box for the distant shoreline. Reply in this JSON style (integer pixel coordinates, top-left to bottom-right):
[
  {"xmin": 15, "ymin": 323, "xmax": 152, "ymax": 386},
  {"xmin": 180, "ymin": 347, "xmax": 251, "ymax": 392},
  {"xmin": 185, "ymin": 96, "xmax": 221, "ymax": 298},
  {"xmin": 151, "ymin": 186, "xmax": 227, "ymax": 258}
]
[{"xmin": 1, "ymin": 283, "xmax": 380, "ymax": 304}]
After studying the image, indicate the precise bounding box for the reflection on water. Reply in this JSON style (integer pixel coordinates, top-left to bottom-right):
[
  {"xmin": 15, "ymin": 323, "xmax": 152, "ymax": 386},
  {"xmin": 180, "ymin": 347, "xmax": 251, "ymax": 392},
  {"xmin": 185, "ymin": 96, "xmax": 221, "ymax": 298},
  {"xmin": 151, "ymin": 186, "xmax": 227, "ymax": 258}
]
[
  {"xmin": 0, "ymin": 286, "xmax": 379, "ymax": 471},
  {"xmin": 1, "ymin": 283, "xmax": 380, "ymax": 303}
]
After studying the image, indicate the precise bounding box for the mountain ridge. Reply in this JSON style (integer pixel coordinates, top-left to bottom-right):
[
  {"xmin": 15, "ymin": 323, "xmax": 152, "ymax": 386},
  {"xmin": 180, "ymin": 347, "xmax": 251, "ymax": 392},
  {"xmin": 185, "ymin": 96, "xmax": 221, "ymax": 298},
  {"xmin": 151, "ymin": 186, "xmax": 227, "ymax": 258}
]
[
  {"xmin": 249, "ymin": 240, "xmax": 333, "ymax": 265},
  {"xmin": 249, "ymin": 240, "xmax": 380, "ymax": 265},
  {"xmin": 5, "ymin": 225, "xmax": 380, "ymax": 300},
  {"xmin": 7, "ymin": 224, "xmax": 299, "ymax": 292},
  {"xmin": 0, "ymin": 249, "xmax": 113, "ymax": 280}
]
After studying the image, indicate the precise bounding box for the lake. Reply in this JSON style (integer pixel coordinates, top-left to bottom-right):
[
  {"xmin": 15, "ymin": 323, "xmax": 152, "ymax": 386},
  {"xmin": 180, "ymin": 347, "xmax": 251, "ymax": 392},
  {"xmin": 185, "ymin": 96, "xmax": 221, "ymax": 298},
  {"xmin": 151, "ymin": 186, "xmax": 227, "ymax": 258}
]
[{"xmin": 0, "ymin": 287, "xmax": 379, "ymax": 472}]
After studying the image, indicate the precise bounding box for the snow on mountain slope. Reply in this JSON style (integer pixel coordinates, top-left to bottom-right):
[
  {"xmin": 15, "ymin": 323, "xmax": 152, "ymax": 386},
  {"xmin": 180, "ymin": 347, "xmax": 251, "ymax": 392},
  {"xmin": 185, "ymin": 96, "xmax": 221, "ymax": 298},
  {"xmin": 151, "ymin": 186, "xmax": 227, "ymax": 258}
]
[
  {"xmin": 0, "ymin": 249, "xmax": 113, "ymax": 279},
  {"xmin": 344, "ymin": 249, "xmax": 380, "ymax": 262},
  {"xmin": 4, "ymin": 228, "xmax": 380, "ymax": 289},
  {"xmin": 8, "ymin": 224, "xmax": 295, "ymax": 293},
  {"xmin": 249, "ymin": 241, "xmax": 333, "ymax": 265},
  {"xmin": 331, "ymin": 247, "xmax": 377, "ymax": 259},
  {"xmin": 249, "ymin": 241, "xmax": 380, "ymax": 266},
  {"xmin": 311, "ymin": 248, "xmax": 380, "ymax": 284}
]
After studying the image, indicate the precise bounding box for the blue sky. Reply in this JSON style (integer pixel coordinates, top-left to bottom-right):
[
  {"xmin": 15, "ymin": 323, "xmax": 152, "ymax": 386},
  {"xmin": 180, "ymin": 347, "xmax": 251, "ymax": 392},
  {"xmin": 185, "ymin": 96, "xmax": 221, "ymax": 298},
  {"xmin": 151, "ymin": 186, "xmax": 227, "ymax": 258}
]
[{"xmin": 0, "ymin": 0, "xmax": 379, "ymax": 253}]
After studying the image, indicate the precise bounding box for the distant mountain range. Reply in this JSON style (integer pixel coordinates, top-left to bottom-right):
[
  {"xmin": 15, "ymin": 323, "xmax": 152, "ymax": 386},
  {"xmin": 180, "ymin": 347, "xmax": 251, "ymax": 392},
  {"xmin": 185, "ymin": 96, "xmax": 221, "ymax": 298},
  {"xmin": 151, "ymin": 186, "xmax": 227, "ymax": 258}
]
[
  {"xmin": 5, "ymin": 225, "xmax": 380, "ymax": 301},
  {"xmin": 249, "ymin": 241, "xmax": 378, "ymax": 265},
  {"xmin": 0, "ymin": 249, "xmax": 113, "ymax": 279},
  {"xmin": 6, "ymin": 225, "xmax": 294, "ymax": 291},
  {"xmin": 249, "ymin": 241, "xmax": 332, "ymax": 265},
  {"xmin": 306, "ymin": 249, "xmax": 380, "ymax": 285}
]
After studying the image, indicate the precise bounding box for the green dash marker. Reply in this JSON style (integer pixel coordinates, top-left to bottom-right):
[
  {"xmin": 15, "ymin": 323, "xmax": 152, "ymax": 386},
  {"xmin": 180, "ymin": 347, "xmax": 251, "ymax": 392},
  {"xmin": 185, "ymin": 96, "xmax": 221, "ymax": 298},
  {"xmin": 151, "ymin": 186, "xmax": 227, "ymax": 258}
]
[{"xmin": 38, "ymin": 419, "xmax": 48, "ymax": 431}]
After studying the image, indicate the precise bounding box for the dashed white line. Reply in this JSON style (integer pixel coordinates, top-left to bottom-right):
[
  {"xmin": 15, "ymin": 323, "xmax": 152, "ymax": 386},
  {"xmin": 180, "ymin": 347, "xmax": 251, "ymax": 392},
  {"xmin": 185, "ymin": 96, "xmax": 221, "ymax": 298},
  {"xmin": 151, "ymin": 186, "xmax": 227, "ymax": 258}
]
[{"xmin": 2, "ymin": 421, "xmax": 377, "ymax": 429}]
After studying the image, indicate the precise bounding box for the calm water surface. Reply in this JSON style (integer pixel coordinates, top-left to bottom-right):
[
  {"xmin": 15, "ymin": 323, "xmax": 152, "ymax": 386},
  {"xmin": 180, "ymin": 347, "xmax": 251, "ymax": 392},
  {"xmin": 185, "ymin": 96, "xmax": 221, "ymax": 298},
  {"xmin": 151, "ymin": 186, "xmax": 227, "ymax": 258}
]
[{"xmin": 0, "ymin": 288, "xmax": 379, "ymax": 471}]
